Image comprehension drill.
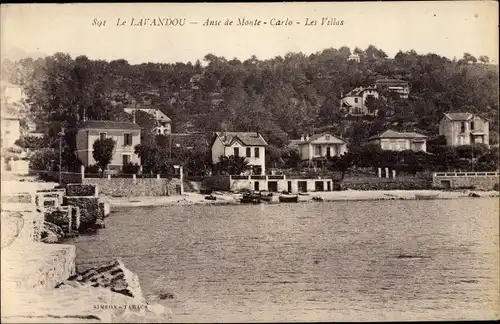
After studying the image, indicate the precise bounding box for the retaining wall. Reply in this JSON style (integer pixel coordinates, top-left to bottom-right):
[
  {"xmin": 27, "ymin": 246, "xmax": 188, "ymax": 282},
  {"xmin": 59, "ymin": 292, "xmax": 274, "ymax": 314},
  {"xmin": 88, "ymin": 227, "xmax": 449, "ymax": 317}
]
[
  {"xmin": 432, "ymin": 172, "xmax": 499, "ymax": 190},
  {"xmin": 82, "ymin": 178, "xmax": 182, "ymax": 196}
]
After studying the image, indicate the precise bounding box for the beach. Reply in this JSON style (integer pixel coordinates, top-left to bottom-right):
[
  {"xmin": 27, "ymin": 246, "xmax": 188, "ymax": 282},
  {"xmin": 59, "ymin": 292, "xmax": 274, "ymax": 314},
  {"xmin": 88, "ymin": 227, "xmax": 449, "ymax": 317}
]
[{"xmin": 106, "ymin": 189, "xmax": 500, "ymax": 208}]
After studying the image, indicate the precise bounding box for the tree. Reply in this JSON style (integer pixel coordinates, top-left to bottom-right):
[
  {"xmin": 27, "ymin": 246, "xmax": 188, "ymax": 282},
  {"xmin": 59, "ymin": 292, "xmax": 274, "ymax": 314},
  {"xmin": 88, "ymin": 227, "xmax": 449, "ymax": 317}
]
[
  {"xmin": 327, "ymin": 152, "xmax": 356, "ymax": 180},
  {"xmin": 462, "ymin": 52, "xmax": 477, "ymax": 64},
  {"xmin": 478, "ymin": 55, "xmax": 490, "ymax": 64},
  {"xmin": 216, "ymin": 155, "xmax": 250, "ymax": 175},
  {"xmin": 15, "ymin": 135, "xmax": 50, "ymax": 150},
  {"xmin": 92, "ymin": 138, "xmax": 116, "ymax": 176},
  {"xmin": 29, "ymin": 148, "xmax": 57, "ymax": 172}
]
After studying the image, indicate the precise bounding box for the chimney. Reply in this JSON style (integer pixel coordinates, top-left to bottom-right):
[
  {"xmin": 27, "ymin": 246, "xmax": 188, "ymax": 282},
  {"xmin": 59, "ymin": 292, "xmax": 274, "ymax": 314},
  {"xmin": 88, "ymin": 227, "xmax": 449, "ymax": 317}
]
[
  {"xmin": 132, "ymin": 109, "xmax": 136, "ymax": 124},
  {"xmin": 82, "ymin": 106, "xmax": 87, "ymax": 122},
  {"xmin": 300, "ymin": 134, "xmax": 305, "ymax": 141},
  {"xmin": 305, "ymin": 134, "xmax": 310, "ymax": 141}
]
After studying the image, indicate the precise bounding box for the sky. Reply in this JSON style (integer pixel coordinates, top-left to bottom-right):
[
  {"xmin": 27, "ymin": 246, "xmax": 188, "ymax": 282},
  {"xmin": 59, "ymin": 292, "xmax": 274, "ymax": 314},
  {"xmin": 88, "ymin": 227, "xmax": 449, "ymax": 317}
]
[{"xmin": 1, "ymin": 2, "xmax": 498, "ymax": 64}]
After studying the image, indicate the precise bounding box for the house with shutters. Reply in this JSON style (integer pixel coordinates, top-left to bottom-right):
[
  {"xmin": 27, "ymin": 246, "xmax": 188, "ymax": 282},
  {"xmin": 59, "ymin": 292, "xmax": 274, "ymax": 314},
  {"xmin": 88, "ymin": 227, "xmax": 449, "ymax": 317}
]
[
  {"xmin": 76, "ymin": 120, "xmax": 141, "ymax": 171},
  {"xmin": 368, "ymin": 129, "xmax": 427, "ymax": 152},
  {"xmin": 340, "ymin": 86, "xmax": 380, "ymax": 115},
  {"xmin": 439, "ymin": 112, "xmax": 489, "ymax": 147},
  {"xmin": 296, "ymin": 132, "xmax": 348, "ymax": 163},
  {"xmin": 211, "ymin": 131, "xmax": 268, "ymax": 175}
]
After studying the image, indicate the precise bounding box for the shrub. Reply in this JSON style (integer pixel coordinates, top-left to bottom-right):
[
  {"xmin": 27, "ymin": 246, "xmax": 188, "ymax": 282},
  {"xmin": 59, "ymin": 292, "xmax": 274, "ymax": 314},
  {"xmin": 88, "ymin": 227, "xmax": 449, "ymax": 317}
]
[
  {"xmin": 85, "ymin": 164, "xmax": 101, "ymax": 174},
  {"xmin": 66, "ymin": 184, "xmax": 97, "ymax": 197},
  {"xmin": 121, "ymin": 163, "xmax": 140, "ymax": 175},
  {"xmin": 29, "ymin": 148, "xmax": 57, "ymax": 172},
  {"xmin": 44, "ymin": 207, "xmax": 71, "ymax": 233},
  {"xmin": 201, "ymin": 176, "xmax": 230, "ymax": 191}
]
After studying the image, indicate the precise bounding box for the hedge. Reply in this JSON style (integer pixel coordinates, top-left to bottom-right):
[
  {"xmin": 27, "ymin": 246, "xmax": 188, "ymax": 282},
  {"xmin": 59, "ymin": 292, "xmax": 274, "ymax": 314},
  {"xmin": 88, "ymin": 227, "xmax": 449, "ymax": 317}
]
[{"xmin": 66, "ymin": 184, "xmax": 98, "ymax": 197}]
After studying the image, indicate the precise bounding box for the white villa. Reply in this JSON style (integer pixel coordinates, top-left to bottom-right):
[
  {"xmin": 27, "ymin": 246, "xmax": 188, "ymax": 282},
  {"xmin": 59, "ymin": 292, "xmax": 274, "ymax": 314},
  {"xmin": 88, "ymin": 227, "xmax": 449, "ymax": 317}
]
[
  {"xmin": 368, "ymin": 129, "xmax": 427, "ymax": 152},
  {"xmin": 211, "ymin": 131, "xmax": 268, "ymax": 175},
  {"xmin": 296, "ymin": 132, "xmax": 348, "ymax": 162}
]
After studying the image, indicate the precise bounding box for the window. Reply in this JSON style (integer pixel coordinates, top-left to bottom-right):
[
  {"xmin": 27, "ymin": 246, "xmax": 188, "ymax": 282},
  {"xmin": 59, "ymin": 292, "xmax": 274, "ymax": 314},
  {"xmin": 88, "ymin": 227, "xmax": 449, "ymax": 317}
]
[
  {"xmin": 246, "ymin": 147, "xmax": 251, "ymax": 157},
  {"xmin": 326, "ymin": 147, "xmax": 331, "ymax": 157},
  {"xmin": 99, "ymin": 132, "xmax": 106, "ymax": 141},
  {"xmin": 460, "ymin": 122, "xmax": 465, "ymax": 133},
  {"xmin": 325, "ymin": 135, "xmax": 330, "ymax": 140},
  {"xmin": 122, "ymin": 154, "xmax": 131, "ymax": 165},
  {"xmin": 123, "ymin": 133, "xmax": 132, "ymax": 146},
  {"xmin": 234, "ymin": 147, "xmax": 239, "ymax": 157},
  {"xmin": 254, "ymin": 147, "xmax": 260, "ymax": 158},
  {"xmin": 315, "ymin": 145, "xmax": 321, "ymax": 156},
  {"xmin": 354, "ymin": 98, "xmax": 359, "ymax": 103},
  {"xmin": 470, "ymin": 121, "xmax": 474, "ymax": 130}
]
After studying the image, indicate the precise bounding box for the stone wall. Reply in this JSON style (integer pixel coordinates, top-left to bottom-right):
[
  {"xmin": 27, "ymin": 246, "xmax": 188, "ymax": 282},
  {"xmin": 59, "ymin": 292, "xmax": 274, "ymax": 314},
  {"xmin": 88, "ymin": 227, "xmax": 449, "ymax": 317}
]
[
  {"xmin": 342, "ymin": 178, "xmax": 431, "ymax": 190},
  {"xmin": 82, "ymin": 178, "xmax": 182, "ymax": 197},
  {"xmin": 432, "ymin": 172, "xmax": 499, "ymax": 190}
]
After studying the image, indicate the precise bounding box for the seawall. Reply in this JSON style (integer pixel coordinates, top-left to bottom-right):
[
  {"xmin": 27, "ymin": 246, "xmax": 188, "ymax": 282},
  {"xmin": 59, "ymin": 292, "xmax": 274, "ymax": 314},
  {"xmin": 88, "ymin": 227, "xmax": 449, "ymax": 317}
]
[{"xmin": 82, "ymin": 178, "xmax": 182, "ymax": 197}]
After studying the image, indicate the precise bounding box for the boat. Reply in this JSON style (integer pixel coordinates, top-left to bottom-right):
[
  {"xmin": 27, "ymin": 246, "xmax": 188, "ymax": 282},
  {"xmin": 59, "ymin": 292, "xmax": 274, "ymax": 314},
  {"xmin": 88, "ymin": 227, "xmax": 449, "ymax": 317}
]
[
  {"xmin": 240, "ymin": 191, "xmax": 261, "ymax": 204},
  {"xmin": 415, "ymin": 193, "xmax": 440, "ymax": 200},
  {"xmin": 260, "ymin": 192, "xmax": 274, "ymax": 202},
  {"xmin": 279, "ymin": 194, "xmax": 299, "ymax": 203}
]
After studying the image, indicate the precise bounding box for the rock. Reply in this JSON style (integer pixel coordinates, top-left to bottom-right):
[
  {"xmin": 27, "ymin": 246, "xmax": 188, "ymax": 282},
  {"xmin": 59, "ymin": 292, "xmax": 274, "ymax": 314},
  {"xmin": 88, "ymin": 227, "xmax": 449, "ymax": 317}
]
[
  {"xmin": 41, "ymin": 231, "xmax": 59, "ymax": 243},
  {"xmin": 469, "ymin": 192, "xmax": 481, "ymax": 197},
  {"xmin": 95, "ymin": 219, "xmax": 106, "ymax": 229},
  {"xmin": 40, "ymin": 221, "xmax": 65, "ymax": 243},
  {"xmin": 56, "ymin": 259, "xmax": 145, "ymax": 302}
]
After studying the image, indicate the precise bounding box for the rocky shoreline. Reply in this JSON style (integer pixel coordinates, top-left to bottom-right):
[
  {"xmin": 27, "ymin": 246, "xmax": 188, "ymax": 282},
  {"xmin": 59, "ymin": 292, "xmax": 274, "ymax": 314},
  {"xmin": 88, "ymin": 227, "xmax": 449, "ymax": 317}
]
[{"xmin": 1, "ymin": 182, "xmax": 172, "ymax": 323}]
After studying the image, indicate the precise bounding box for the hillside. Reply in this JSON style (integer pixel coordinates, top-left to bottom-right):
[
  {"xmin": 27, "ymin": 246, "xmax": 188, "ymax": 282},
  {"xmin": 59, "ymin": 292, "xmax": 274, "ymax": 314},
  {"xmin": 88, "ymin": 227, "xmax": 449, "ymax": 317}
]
[{"xmin": 1, "ymin": 46, "xmax": 498, "ymax": 149}]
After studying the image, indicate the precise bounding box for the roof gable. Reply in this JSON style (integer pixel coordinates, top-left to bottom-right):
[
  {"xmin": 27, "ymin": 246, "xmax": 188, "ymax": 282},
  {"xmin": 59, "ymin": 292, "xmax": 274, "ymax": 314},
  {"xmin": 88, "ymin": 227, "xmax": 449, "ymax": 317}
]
[
  {"xmin": 443, "ymin": 112, "xmax": 474, "ymax": 121},
  {"xmin": 369, "ymin": 129, "xmax": 427, "ymax": 140},
  {"xmin": 78, "ymin": 120, "xmax": 141, "ymax": 130},
  {"xmin": 307, "ymin": 133, "xmax": 347, "ymax": 144},
  {"xmin": 214, "ymin": 132, "xmax": 268, "ymax": 146},
  {"xmin": 296, "ymin": 132, "xmax": 348, "ymax": 145}
]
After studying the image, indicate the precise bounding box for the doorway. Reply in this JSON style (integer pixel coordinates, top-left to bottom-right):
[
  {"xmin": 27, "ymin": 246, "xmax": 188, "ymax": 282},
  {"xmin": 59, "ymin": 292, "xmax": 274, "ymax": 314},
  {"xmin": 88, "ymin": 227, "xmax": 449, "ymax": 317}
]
[
  {"xmin": 327, "ymin": 181, "xmax": 331, "ymax": 191},
  {"xmin": 298, "ymin": 181, "xmax": 307, "ymax": 193},
  {"xmin": 268, "ymin": 181, "xmax": 278, "ymax": 192},
  {"xmin": 287, "ymin": 181, "xmax": 292, "ymax": 193},
  {"xmin": 440, "ymin": 180, "xmax": 451, "ymax": 189},
  {"xmin": 254, "ymin": 181, "xmax": 260, "ymax": 191}
]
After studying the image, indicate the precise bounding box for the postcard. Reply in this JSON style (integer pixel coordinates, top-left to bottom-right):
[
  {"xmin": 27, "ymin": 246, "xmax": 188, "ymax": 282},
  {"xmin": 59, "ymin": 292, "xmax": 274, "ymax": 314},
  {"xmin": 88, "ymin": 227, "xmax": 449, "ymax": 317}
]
[{"xmin": 1, "ymin": 2, "xmax": 499, "ymax": 323}]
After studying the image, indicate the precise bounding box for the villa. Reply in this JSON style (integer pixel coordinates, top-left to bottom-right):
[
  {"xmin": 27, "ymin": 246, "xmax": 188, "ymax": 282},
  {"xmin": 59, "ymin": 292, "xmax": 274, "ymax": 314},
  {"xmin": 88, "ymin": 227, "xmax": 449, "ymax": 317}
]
[
  {"xmin": 211, "ymin": 131, "xmax": 268, "ymax": 175},
  {"xmin": 75, "ymin": 120, "xmax": 141, "ymax": 171},
  {"xmin": 439, "ymin": 112, "xmax": 489, "ymax": 147},
  {"xmin": 368, "ymin": 129, "xmax": 427, "ymax": 152}
]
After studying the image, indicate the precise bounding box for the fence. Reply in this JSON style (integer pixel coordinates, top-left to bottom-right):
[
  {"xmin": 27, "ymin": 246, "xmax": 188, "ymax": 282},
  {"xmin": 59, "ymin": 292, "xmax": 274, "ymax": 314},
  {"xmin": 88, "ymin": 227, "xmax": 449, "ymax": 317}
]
[{"xmin": 84, "ymin": 173, "xmax": 181, "ymax": 179}]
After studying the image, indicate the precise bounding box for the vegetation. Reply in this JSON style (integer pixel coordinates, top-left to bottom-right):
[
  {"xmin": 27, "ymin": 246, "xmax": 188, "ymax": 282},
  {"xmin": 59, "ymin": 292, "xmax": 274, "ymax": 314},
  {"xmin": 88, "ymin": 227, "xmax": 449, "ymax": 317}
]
[
  {"xmin": 2, "ymin": 45, "xmax": 498, "ymax": 173},
  {"xmin": 92, "ymin": 138, "xmax": 115, "ymax": 176}
]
